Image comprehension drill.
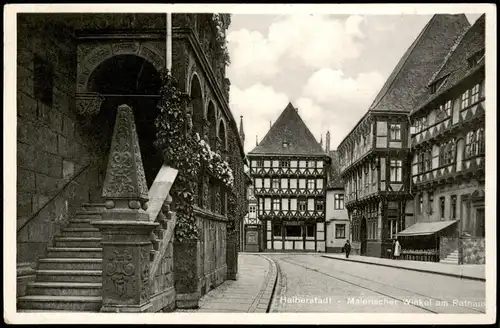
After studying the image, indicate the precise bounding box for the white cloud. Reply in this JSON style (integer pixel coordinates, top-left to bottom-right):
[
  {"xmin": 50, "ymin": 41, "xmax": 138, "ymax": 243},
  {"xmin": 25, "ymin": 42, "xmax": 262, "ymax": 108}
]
[
  {"xmin": 229, "ymin": 83, "xmax": 289, "ymax": 153},
  {"xmin": 227, "ymin": 14, "xmax": 367, "ymax": 84},
  {"xmin": 300, "ymin": 68, "xmax": 386, "ymax": 149},
  {"xmin": 303, "ymin": 68, "xmax": 385, "ymax": 105}
]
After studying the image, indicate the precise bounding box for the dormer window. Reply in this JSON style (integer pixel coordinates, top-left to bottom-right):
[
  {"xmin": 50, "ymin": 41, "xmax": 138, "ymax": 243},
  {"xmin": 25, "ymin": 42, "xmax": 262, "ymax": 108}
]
[
  {"xmin": 468, "ymin": 48, "xmax": 485, "ymax": 69},
  {"xmin": 429, "ymin": 75, "xmax": 448, "ymax": 94},
  {"xmin": 283, "ymin": 141, "xmax": 289, "ymax": 148}
]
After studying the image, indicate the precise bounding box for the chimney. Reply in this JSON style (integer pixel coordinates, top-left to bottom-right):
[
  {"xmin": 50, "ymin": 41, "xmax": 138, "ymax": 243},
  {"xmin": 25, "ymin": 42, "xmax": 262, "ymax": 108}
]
[
  {"xmin": 326, "ymin": 131, "xmax": 331, "ymax": 152},
  {"xmin": 320, "ymin": 134, "xmax": 323, "ymax": 148},
  {"xmin": 256, "ymin": 135, "xmax": 259, "ymax": 146},
  {"xmin": 239, "ymin": 115, "xmax": 245, "ymax": 148}
]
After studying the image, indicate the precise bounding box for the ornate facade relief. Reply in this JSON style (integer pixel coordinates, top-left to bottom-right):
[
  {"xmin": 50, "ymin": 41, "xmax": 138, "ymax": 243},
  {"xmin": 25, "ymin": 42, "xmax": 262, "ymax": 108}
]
[
  {"xmin": 75, "ymin": 92, "xmax": 105, "ymax": 117},
  {"xmin": 76, "ymin": 39, "xmax": 166, "ymax": 95}
]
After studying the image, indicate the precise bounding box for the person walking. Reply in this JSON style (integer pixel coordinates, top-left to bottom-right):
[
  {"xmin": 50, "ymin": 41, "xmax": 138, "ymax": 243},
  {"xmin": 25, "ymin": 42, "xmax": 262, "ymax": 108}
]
[
  {"xmin": 343, "ymin": 240, "xmax": 352, "ymax": 259},
  {"xmin": 394, "ymin": 239, "xmax": 401, "ymax": 260}
]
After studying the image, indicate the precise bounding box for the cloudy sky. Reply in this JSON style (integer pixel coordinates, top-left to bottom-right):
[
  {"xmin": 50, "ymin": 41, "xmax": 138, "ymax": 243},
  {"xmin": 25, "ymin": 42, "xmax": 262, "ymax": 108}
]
[{"xmin": 226, "ymin": 13, "xmax": 482, "ymax": 154}]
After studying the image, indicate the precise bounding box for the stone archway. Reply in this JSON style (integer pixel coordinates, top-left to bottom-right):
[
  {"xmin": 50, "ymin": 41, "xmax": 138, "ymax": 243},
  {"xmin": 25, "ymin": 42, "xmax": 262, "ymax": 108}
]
[
  {"xmin": 83, "ymin": 54, "xmax": 163, "ymax": 201},
  {"xmin": 76, "ymin": 40, "xmax": 165, "ymax": 116}
]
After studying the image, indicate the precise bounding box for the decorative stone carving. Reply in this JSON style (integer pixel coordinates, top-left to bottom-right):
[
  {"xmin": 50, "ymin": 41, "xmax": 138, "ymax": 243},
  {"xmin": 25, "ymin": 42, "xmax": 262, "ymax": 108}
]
[
  {"xmin": 75, "ymin": 92, "xmax": 105, "ymax": 117},
  {"xmin": 101, "ymin": 104, "xmax": 149, "ymax": 211},
  {"xmin": 105, "ymin": 249, "xmax": 136, "ymax": 299}
]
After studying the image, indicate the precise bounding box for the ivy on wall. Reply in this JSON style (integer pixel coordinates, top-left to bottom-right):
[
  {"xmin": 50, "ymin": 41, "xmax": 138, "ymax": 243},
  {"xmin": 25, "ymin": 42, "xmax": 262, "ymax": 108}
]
[
  {"xmin": 154, "ymin": 70, "xmax": 234, "ymax": 242},
  {"xmin": 212, "ymin": 14, "xmax": 231, "ymax": 66}
]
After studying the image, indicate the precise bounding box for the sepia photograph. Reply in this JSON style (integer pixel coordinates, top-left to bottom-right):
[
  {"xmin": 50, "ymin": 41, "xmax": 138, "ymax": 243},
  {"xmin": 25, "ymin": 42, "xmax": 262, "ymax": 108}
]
[{"xmin": 3, "ymin": 3, "xmax": 496, "ymax": 325}]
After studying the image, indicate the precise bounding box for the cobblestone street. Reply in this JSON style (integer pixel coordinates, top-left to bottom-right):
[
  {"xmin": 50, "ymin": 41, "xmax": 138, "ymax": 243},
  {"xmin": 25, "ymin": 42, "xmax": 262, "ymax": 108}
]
[{"xmin": 269, "ymin": 254, "xmax": 486, "ymax": 313}]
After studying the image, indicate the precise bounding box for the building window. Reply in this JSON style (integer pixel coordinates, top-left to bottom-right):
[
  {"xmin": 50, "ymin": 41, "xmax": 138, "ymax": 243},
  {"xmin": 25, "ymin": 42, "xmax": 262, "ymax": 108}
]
[
  {"xmin": 335, "ymin": 224, "xmax": 346, "ymax": 239},
  {"xmin": 439, "ymin": 140, "xmax": 455, "ymax": 166},
  {"xmin": 306, "ymin": 225, "xmax": 315, "ymax": 238},
  {"xmin": 256, "ymin": 160, "xmax": 264, "ymax": 168},
  {"xmin": 290, "ymin": 179, "xmax": 297, "ymax": 189},
  {"xmin": 468, "ymin": 49, "xmax": 485, "ymax": 68},
  {"xmin": 389, "ymin": 160, "xmax": 403, "ymax": 182},
  {"xmin": 437, "ymin": 100, "xmax": 453, "ymax": 121},
  {"xmin": 282, "ymin": 142, "xmax": 289, "ymax": 148},
  {"xmin": 34, "ymin": 55, "xmax": 54, "ymax": 107},
  {"xmin": 470, "ymin": 84, "xmax": 480, "ymax": 104},
  {"xmin": 424, "ymin": 149, "xmax": 432, "ymax": 171},
  {"xmin": 298, "ymin": 200, "xmax": 307, "ymax": 211},
  {"xmin": 461, "ymin": 90, "xmax": 470, "ymax": 109},
  {"xmin": 418, "ymin": 194, "xmax": 423, "ymax": 214},
  {"xmin": 307, "ymin": 179, "xmax": 315, "ymax": 191},
  {"xmin": 389, "ymin": 124, "xmax": 401, "ymax": 140},
  {"xmin": 272, "ymin": 178, "xmax": 280, "ymax": 189},
  {"xmin": 450, "ymin": 195, "xmax": 457, "ymax": 219},
  {"xmin": 264, "ymin": 178, "xmax": 270, "ymax": 188},
  {"xmin": 428, "ymin": 192, "xmax": 434, "ymax": 215},
  {"xmin": 308, "ymin": 160, "xmax": 315, "ymax": 168},
  {"xmin": 249, "ymin": 205, "xmax": 256, "ymax": 213},
  {"xmin": 272, "ymin": 198, "xmax": 280, "ymax": 210},
  {"xmin": 418, "ymin": 152, "xmax": 425, "ymax": 173},
  {"xmin": 465, "ymin": 130, "xmax": 478, "ymax": 158},
  {"xmin": 315, "ymin": 200, "xmax": 324, "ymax": 212},
  {"xmin": 439, "ymin": 196, "xmax": 445, "ymax": 220},
  {"xmin": 334, "ymin": 194, "xmax": 344, "ymax": 210},
  {"xmin": 477, "ymin": 127, "xmax": 485, "ymax": 154},
  {"xmin": 279, "ymin": 160, "xmax": 290, "ymax": 168},
  {"xmin": 299, "ymin": 178, "xmax": 306, "ymax": 189},
  {"xmin": 273, "ymin": 224, "xmax": 282, "ymax": 237},
  {"xmin": 255, "ymin": 178, "xmax": 262, "ymax": 188},
  {"xmin": 285, "ymin": 225, "xmax": 302, "ymax": 238},
  {"xmin": 389, "ymin": 219, "xmax": 398, "ymax": 239}
]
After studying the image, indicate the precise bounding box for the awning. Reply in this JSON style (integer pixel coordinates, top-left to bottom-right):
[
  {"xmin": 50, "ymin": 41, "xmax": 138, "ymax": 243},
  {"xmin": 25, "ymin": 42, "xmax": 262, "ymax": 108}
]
[{"xmin": 396, "ymin": 220, "xmax": 458, "ymax": 237}]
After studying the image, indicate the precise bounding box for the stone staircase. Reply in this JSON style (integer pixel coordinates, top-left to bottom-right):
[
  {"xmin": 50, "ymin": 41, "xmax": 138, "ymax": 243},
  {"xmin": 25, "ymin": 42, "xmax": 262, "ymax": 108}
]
[
  {"xmin": 17, "ymin": 203, "xmax": 105, "ymax": 311},
  {"xmin": 440, "ymin": 249, "xmax": 459, "ymax": 264}
]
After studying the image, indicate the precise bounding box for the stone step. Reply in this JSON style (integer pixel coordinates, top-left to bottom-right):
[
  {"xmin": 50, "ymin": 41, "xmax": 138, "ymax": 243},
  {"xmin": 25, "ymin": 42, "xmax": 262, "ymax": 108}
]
[
  {"xmin": 75, "ymin": 210, "xmax": 103, "ymax": 217},
  {"xmin": 17, "ymin": 295, "xmax": 102, "ymax": 311},
  {"xmin": 54, "ymin": 237, "xmax": 101, "ymax": 248},
  {"xmin": 26, "ymin": 282, "xmax": 101, "ymax": 297},
  {"xmin": 35, "ymin": 270, "xmax": 102, "ymax": 283},
  {"xmin": 47, "ymin": 247, "xmax": 102, "ymax": 258},
  {"xmin": 60, "ymin": 228, "xmax": 101, "ymax": 238},
  {"xmin": 38, "ymin": 258, "xmax": 102, "ymax": 271},
  {"xmin": 81, "ymin": 203, "xmax": 106, "ymax": 209},
  {"xmin": 66, "ymin": 219, "xmax": 96, "ymax": 228}
]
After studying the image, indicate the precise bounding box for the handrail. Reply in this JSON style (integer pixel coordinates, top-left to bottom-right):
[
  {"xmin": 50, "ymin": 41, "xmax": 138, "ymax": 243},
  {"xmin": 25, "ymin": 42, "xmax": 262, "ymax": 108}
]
[
  {"xmin": 17, "ymin": 162, "xmax": 91, "ymax": 233},
  {"xmin": 146, "ymin": 164, "xmax": 178, "ymax": 222}
]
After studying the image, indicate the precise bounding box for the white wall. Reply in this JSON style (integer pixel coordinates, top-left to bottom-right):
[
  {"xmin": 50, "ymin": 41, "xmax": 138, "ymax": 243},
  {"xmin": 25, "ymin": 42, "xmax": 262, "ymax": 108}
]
[{"xmin": 325, "ymin": 189, "xmax": 349, "ymax": 250}]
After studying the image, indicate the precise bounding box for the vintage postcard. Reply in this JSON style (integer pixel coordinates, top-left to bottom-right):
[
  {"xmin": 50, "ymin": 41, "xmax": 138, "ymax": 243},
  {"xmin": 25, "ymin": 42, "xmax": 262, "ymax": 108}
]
[{"xmin": 3, "ymin": 3, "xmax": 496, "ymax": 325}]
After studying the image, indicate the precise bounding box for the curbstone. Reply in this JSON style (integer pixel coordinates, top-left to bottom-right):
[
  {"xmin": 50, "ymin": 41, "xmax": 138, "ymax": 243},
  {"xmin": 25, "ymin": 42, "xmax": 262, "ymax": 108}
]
[{"xmin": 320, "ymin": 255, "xmax": 486, "ymax": 282}]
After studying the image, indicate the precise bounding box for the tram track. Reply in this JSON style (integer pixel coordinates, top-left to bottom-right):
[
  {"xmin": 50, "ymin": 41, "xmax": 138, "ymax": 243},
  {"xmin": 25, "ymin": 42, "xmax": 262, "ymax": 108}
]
[{"xmin": 277, "ymin": 256, "xmax": 485, "ymax": 314}]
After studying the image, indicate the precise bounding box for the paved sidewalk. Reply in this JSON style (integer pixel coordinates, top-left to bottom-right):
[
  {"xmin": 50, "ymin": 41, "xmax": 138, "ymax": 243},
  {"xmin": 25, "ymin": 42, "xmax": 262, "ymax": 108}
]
[
  {"xmin": 176, "ymin": 253, "xmax": 278, "ymax": 313},
  {"xmin": 321, "ymin": 254, "xmax": 485, "ymax": 281}
]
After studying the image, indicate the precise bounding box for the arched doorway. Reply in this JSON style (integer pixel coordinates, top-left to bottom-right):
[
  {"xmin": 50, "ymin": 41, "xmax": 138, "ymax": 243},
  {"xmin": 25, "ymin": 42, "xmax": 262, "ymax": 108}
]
[
  {"xmin": 86, "ymin": 54, "xmax": 163, "ymax": 200},
  {"xmin": 360, "ymin": 217, "xmax": 367, "ymax": 255}
]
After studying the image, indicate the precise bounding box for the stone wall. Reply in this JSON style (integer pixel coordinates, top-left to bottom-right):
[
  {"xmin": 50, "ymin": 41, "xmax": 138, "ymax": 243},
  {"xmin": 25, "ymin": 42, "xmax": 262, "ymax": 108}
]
[
  {"xmin": 460, "ymin": 237, "xmax": 485, "ymax": 264},
  {"xmin": 198, "ymin": 211, "xmax": 228, "ymax": 295},
  {"xmin": 17, "ymin": 15, "xmax": 102, "ymax": 265},
  {"xmin": 150, "ymin": 240, "xmax": 176, "ymax": 312}
]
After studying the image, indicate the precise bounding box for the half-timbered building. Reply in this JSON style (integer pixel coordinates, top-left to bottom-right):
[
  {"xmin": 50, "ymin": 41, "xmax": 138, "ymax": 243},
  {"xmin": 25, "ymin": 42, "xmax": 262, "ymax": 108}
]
[
  {"xmin": 247, "ymin": 103, "xmax": 330, "ymax": 252},
  {"xmin": 337, "ymin": 14, "xmax": 471, "ymax": 258},
  {"xmin": 403, "ymin": 14, "xmax": 485, "ymax": 264}
]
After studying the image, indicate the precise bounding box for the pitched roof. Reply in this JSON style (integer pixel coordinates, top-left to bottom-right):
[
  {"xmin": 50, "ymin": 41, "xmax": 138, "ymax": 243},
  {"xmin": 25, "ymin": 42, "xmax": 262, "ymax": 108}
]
[
  {"xmin": 411, "ymin": 14, "xmax": 485, "ymax": 115},
  {"xmin": 248, "ymin": 102, "xmax": 326, "ymax": 156},
  {"xmin": 368, "ymin": 14, "xmax": 471, "ymax": 113},
  {"xmin": 326, "ymin": 150, "xmax": 344, "ymax": 189}
]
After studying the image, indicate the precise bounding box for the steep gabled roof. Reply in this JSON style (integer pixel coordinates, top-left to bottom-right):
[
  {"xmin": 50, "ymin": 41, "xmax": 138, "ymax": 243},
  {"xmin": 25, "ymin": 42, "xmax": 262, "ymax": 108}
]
[
  {"xmin": 327, "ymin": 150, "xmax": 344, "ymax": 189},
  {"xmin": 249, "ymin": 102, "xmax": 326, "ymax": 156},
  {"xmin": 368, "ymin": 14, "xmax": 471, "ymax": 113},
  {"xmin": 411, "ymin": 14, "xmax": 486, "ymax": 115}
]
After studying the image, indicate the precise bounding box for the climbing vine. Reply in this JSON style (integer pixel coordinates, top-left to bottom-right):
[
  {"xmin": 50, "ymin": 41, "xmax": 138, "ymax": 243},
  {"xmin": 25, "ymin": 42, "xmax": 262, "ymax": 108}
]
[
  {"xmin": 212, "ymin": 13, "xmax": 231, "ymax": 66},
  {"xmin": 154, "ymin": 70, "xmax": 234, "ymax": 242}
]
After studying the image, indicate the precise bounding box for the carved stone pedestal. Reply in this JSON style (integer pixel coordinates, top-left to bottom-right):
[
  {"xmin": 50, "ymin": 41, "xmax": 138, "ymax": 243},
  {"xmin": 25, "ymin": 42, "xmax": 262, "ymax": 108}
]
[{"xmin": 93, "ymin": 217, "xmax": 158, "ymax": 313}]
